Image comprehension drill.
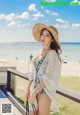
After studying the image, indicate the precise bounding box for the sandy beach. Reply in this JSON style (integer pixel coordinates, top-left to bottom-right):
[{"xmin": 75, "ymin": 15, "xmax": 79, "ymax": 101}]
[
  {"xmin": 61, "ymin": 61, "xmax": 80, "ymax": 77},
  {"xmin": 0, "ymin": 59, "xmax": 80, "ymax": 77}
]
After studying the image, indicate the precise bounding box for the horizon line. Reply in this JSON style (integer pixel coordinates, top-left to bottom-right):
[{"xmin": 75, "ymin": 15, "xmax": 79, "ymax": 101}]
[{"xmin": 0, "ymin": 41, "xmax": 80, "ymax": 43}]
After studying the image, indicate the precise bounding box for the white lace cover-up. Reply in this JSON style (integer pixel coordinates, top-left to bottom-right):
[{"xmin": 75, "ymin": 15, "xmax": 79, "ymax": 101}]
[{"xmin": 29, "ymin": 49, "xmax": 61, "ymax": 113}]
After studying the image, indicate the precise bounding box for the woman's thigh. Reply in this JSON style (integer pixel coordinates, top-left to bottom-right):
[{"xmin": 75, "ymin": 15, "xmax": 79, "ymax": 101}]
[
  {"xmin": 29, "ymin": 110, "xmax": 38, "ymax": 115},
  {"xmin": 37, "ymin": 93, "xmax": 52, "ymax": 115}
]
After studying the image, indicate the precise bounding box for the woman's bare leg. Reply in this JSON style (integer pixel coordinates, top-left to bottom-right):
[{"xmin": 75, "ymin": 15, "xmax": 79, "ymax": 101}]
[
  {"xmin": 37, "ymin": 93, "xmax": 51, "ymax": 115},
  {"xmin": 29, "ymin": 111, "xmax": 38, "ymax": 115}
]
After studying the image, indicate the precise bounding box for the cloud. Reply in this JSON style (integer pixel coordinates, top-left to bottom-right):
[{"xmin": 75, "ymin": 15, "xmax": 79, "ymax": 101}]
[
  {"xmin": 32, "ymin": 18, "xmax": 38, "ymax": 20},
  {"xmin": 0, "ymin": 12, "xmax": 30, "ymax": 22},
  {"xmin": 17, "ymin": 22, "xmax": 31, "ymax": 28},
  {"xmin": 18, "ymin": 12, "xmax": 29, "ymax": 19},
  {"xmin": 33, "ymin": 12, "xmax": 44, "ymax": 18},
  {"xmin": 45, "ymin": 9, "xmax": 51, "ymax": 14},
  {"xmin": 7, "ymin": 20, "xmax": 31, "ymax": 29},
  {"xmin": 55, "ymin": 18, "xmax": 70, "ymax": 29},
  {"xmin": 51, "ymin": 12, "xmax": 59, "ymax": 16},
  {"xmin": 0, "ymin": 11, "xmax": 31, "ymax": 29},
  {"xmin": 71, "ymin": 23, "xmax": 80, "ymax": 29},
  {"xmin": 45, "ymin": 20, "xmax": 48, "ymax": 22},
  {"xmin": 56, "ymin": 18, "xmax": 68, "ymax": 23},
  {"xmin": 54, "ymin": 22, "xmax": 70, "ymax": 29},
  {"xmin": 28, "ymin": 4, "xmax": 37, "ymax": 12},
  {"xmin": 7, "ymin": 21, "xmax": 17, "ymax": 27},
  {"xmin": 0, "ymin": 14, "xmax": 5, "ymax": 20},
  {"xmin": 6, "ymin": 13, "xmax": 16, "ymax": 21},
  {"xmin": 0, "ymin": 13, "xmax": 16, "ymax": 21},
  {"xmin": 45, "ymin": 9, "xmax": 59, "ymax": 16},
  {"xmin": 73, "ymin": 0, "xmax": 78, "ymax": 1}
]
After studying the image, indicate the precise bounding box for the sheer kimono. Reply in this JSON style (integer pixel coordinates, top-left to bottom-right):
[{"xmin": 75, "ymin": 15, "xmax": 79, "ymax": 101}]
[{"xmin": 29, "ymin": 49, "xmax": 61, "ymax": 113}]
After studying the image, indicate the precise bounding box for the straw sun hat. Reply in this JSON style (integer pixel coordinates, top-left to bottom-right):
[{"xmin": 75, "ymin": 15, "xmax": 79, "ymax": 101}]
[{"xmin": 32, "ymin": 23, "xmax": 60, "ymax": 47}]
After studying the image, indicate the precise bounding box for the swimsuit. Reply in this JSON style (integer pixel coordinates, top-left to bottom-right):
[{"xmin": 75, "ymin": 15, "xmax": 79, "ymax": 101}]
[{"xmin": 34, "ymin": 55, "xmax": 46, "ymax": 94}]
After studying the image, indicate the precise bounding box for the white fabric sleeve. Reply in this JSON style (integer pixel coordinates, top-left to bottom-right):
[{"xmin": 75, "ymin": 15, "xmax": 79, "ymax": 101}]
[{"xmin": 41, "ymin": 50, "xmax": 60, "ymax": 92}]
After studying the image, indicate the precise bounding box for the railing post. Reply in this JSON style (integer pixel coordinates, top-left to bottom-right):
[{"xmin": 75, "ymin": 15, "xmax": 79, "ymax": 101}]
[{"xmin": 7, "ymin": 71, "xmax": 11, "ymax": 90}]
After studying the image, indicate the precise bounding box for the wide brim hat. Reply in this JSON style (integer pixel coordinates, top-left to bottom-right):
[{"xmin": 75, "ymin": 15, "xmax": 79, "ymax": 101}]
[{"xmin": 32, "ymin": 23, "xmax": 60, "ymax": 47}]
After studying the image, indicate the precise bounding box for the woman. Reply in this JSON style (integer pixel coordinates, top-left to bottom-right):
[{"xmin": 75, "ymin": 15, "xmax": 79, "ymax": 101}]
[{"xmin": 25, "ymin": 23, "xmax": 62, "ymax": 115}]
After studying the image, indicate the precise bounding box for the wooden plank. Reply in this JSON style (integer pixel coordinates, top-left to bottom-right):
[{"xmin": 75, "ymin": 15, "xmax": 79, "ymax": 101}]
[
  {"xmin": 7, "ymin": 68, "xmax": 80, "ymax": 104},
  {"xmin": 7, "ymin": 68, "xmax": 29, "ymax": 80},
  {"xmin": 57, "ymin": 86, "xmax": 80, "ymax": 103},
  {"xmin": 0, "ymin": 67, "xmax": 16, "ymax": 85},
  {"xmin": 0, "ymin": 67, "xmax": 16, "ymax": 72}
]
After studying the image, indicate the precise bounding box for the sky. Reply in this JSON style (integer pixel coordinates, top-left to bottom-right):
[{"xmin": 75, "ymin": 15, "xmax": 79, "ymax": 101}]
[{"xmin": 0, "ymin": 0, "xmax": 80, "ymax": 43}]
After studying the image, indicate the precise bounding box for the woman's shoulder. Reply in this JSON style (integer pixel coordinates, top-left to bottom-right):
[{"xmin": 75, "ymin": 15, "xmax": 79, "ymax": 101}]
[
  {"xmin": 48, "ymin": 49, "xmax": 57, "ymax": 56},
  {"xmin": 47, "ymin": 49, "xmax": 59, "ymax": 62}
]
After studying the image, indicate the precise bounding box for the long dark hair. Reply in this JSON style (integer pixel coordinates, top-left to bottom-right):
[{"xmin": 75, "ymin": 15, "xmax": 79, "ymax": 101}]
[{"xmin": 40, "ymin": 28, "xmax": 62, "ymax": 63}]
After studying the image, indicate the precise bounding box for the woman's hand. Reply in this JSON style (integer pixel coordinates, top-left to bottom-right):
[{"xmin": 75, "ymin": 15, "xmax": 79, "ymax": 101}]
[
  {"xmin": 25, "ymin": 88, "xmax": 30, "ymax": 100},
  {"xmin": 28, "ymin": 92, "xmax": 36, "ymax": 104}
]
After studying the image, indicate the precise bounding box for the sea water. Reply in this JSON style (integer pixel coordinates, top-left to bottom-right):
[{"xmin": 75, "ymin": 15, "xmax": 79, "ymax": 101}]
[{"xmin": 0, "ymin": 42, "xmax": 80, "ymax": 62}]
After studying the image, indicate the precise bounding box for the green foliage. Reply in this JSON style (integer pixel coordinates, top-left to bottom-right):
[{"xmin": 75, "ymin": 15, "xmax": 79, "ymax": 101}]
[{"xmin": 17, "ymin": 97, "xmax": 24, "ymax": 104}]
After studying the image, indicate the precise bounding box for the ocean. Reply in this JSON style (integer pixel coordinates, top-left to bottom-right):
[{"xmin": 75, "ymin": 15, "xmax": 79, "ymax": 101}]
[{"xmin": 0, "ymin": 42, "xmax": 80, "ymax": 62}]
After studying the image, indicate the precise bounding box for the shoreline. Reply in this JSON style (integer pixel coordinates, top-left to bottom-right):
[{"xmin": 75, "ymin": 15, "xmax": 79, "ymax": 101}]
[{"xmin": 0, "ymin": 59, "xmax": 80, "ymax": 77}]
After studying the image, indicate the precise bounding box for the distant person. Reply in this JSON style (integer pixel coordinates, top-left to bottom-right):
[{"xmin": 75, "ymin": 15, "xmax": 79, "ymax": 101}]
[
  {"xmin": 30, "ymin": 54, "xmax": 33, "ymax": 61},
  {"xmin": 25, "ymin": 23, "xmax": 62, "ymax": 115},
  {"xmin": 16, "ymin": 57, "xmax": 18, "ymax": 60}
]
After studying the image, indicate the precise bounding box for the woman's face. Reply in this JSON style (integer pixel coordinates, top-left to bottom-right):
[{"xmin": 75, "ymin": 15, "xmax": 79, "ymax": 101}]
[{"xmin": 40, "ymin": 29, "xmax": 53, "ymax": 47}]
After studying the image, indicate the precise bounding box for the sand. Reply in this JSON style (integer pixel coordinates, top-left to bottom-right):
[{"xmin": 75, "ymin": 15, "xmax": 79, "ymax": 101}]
[
  {"xmin": 61, "ymin": 61, "xmax": 80, "ymax": 77},
  {"xmin": 0, "ymin": 59, "xmax": 80, "ymax": 77}
]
